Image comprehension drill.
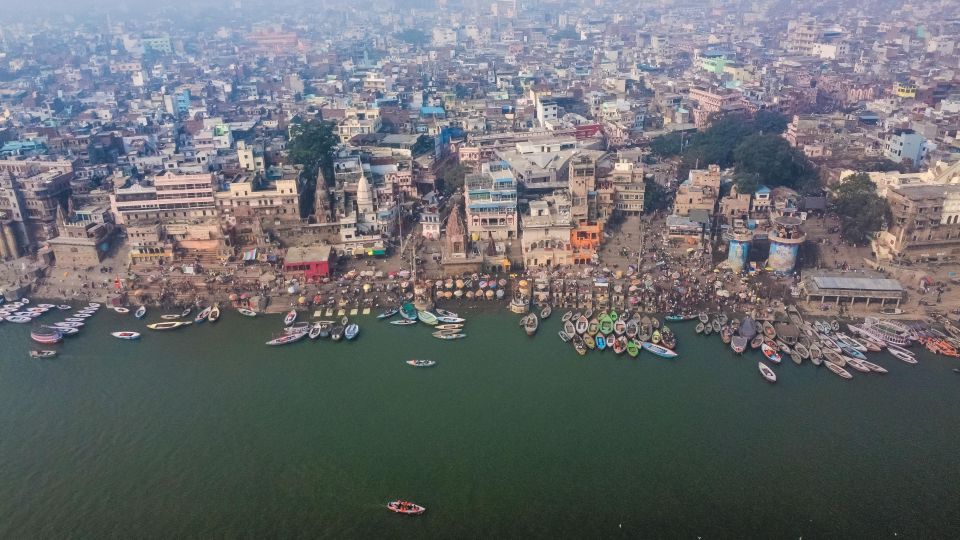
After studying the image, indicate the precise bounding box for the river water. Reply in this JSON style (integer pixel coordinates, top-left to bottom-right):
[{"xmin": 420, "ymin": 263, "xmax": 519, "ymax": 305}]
[{"xmin": 1, "ymin": 305, "xmax": 958, "ymax": 538}]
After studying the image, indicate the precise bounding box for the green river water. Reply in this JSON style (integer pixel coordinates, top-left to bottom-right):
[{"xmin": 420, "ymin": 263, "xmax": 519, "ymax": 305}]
[{"xmin": 1, "ymin": 305, "xmax": 959, "ymax": 538}]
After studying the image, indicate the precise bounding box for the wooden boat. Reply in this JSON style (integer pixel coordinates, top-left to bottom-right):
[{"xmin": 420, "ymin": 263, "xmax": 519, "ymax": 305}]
[
  {"xmin": 731, "ymin": 335, "xmax": 747, "ymax": 354},
  {"xmin": 194, "ymin": 307, "xmax": 211, "ymax": 323},
  {"xmin": 48, "ymin": 325, "xmax": 78, "ymax": 336},
  {"xmin": 208, "ymin": 304, "xmax": 221, "ymax": 323},
  {"xmin": 698, "ymin": 312, "xmax": 709, "ymax": 323},
  {"xmin": 238, "ymin": 308, "xmax": 258, "ymax": 317},
  {"xmin": 390, "ymin": 319, "xmax": 417, "ymax": 326},
  {"xmin": 762, "ymin": 320, "xmax": 776, "ymax": 339},
  {"xmin": 712, "ymin": 319, "xmax": 721, "ymax": 333},
  {"xmin": 111, "ymin": 331, "xmax": 140, "ymax": 340},
  {"xmin": 814, "ymin": 320, "xmax": 828, "ymax": 334},
  {"xmin": 822, "ymin": 349, "xmax": 846, "ymax": 367},
  {"xmin": 52, "ymin": 321, "xmax": 83, "ymax": 328},
  {"xmin": 387, "ymin": 500, "xmax": 425, "ymax": 515},
  {"xmin": 840, "ymin": 345, "xmax": 866, "ymax": 361},
  {"xmin": 436, "ymin": 316, "xmax": 466, "ymax": 324},
  {"xmin": 627, "ymin": 339, "xmax": 640, "ymax": 357},
  {"xmin": 433, "ymin": 332, "xmax": 465, "ymax": 340},
  {"xmin": 887, "ymin": 347, "xmax": 917, "ymax": 364},
  {"xmin": 824, "ymin": 360, "xmax": 853, "ymax": 379},
  {"xmin": 609, "ymin": 309, "xmax": 619, "ymax": 323},
  {"xmin": 540, "ymin": 305, "xmax": 552, "ymax": 319},
  {"xmin": 147, "ymin": 321, "xmax": 192, "ymax": 331},
  {"xmin": 436, "ymin": 324, "xmax": 464, "ymax": 331},
  {"xmin": 65, "ymin": 317, "xmax": 86, "ymax": 322},
  {"xmin": 761, "ymin": 342, "xmax": 781, "ymax": 364},
  {"xmin": 750, "ymin": 335, "xmax": 764, "ymax": 349},
  {"xmin": 309, "ymin": 324, "xmax": 322, "ymax": 340},
  {"xmin": 587, "ymin": 318, "xmax": 599, "ymax": 336},
  {"xmin": 793, "ymin": 343, "xmax": 810, "ymax": 359},
  {"xmin": 574, "ymin": 337, "xmax": 587, "ymax": 356},
  {"xmin": 561, "ymin": 311, "xmax": 573, "ymax": 322},
  {"xmin": 844, "ymin": 357, "xmax": 871, "ymax": 373},
  {"xmin": 831, "ymin": 320, "xmax": 840, "ymax": 332},
  {"xmin": 720, "ymin": 326, "xmax": 732, "ymax": 344},
  {"xmin": 641, "ymin": 341, "xmax": 678, "ymax": 358},
  {"xmin": 776, "ymin": 340, "xmax": 792, "ymax": 354},
  {"xmin": 266, "ymin": 331, "xmax": 308, "ymax": 346},
  {"xmin": 558, "ymin": 330, "xmax": 571, "ymax": 342},
  {"xmin": 524, "ymin": 313, "xmax": 539, "ymax": 336},
  {"xmin": 598, "ymin": 313, "xmax": 614, "ymax": 335},
  {"xmin": 809, "ymin": 344, "xmax": 823, "ymax": 366},
  {"xmin": 625, "ymin": 320, "xmax": 638, "ymax": 338},
  {"xmin": 377, "ymin": 308, "xmax": 399, "ymax": 320},
  {"xmin": 30, "ymin": 350, "xmax": 57, "ymax": 359},
  {"xmin": 281, "ymin": 309, "xmax": 297, "ymax": 326},
  {"xmin": 57, "ymin": 305, "xmax": 71, "ymax": 310},
  {"xmin": 614, "ymin": 319, "xmax": 627, "ymax": 336},
  {"xmin": 160, "ymin": 314, "xmax": 181, "ymax": 320},
  {"xmin": 330, "ymin": 325, "xmax": 344, "ymax": 341},
  {"xmin": 344, "ymin": 323, "xmax": 360, "ymax": 340},
  {"xmin": 860, "ymin": 360, "xmax": 888, "ymax": 374},
  {"xmin": 113, "ymin": 307, "xmax": 130, "ymax": 314},
  {"xmin": 584, "ymin": 335, "xmax": 596, "ymax": 350},
  {"xmin": 612, "ymin": 336, "xmax": 626, "ymax": 354},
  {"xmin": 584, "ymin": 308, "xmax": 594, "ymax": 319},
  {"xmin": 435, "ymin": 308, "xmax": 459, "ymax": 318},
  {"xmin": 695, "ymin": 322, "xmax": 705, "ymax": 334},
  {"xmin": 134, "ymin": 305, "xmax": 146, "ymax": 319},
  {"xmin": 406, "ymin": 360, "xmax": 436, "ymax": 368},
  {"xmin": 758, "ymin": 362, "xmax": 777, "ymax": 383},
  {"xmin": 399, "ymin": 303, "xmax": 418, "ymax": 320},
  {"xmin": 417, "ymin": 311, "xmax": 439, "ymax": 326},
  {"xmin": 651, "ymin": 330, "xmax": 661, "ymax": 344},
  {"xmin": 595, "ymin": 335, "xmax": 606, "ymax": 350}
]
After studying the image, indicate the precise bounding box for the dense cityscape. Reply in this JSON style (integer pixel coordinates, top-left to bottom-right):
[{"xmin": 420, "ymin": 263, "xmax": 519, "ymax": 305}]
[{"xmin": 2, "ymin": 0, "xmax": 960, "ymax": 534}]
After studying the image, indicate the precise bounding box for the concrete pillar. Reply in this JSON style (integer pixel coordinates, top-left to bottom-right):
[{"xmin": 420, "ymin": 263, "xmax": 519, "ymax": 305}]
[
  {"xmin": 0, "ymin": 227, "xmax": 8, "ymax": 260},
  {"xmin": 836, "ymin": 295, "xmax": 840, "ymax": 305},
  {"xmin": 865, "ymin": 297, "xmax": 870, "ymax": 307}
]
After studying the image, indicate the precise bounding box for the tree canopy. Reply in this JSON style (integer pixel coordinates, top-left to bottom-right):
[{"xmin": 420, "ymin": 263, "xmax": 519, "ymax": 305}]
[
  {"xmin": 287, "ymin": 119, "xmax": 340, "ymax": 216},
  {"xmin": 829, "ymin": 173, "xmax": 891, "ymax": 246},
  {"xmin": 395, "ymin": 29, "xmax": 430, "ymax": 47},
  {"xmin": 733, "ymin": 134, "xmax": 818, "ymax": 192},
  {"xmin": 643, "ymin": 178, "xmax": 673, "ymax": 213},
  {"xmin": 440, "ymin": 164, "xmax": 471, "ymax": 196}
]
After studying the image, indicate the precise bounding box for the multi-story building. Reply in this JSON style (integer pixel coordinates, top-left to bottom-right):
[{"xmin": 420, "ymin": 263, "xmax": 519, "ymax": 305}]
[
  {"xmin": 0, "ymin": 165, "xmax": 73, "ymax": 246},
  {"xmin": 110, "ymin": 171, "xmax": 217, "ymax": 225},
  {"xmin": 876, "ymin": 184, "xmax": 960, "ymax": 259},
  {"xmin": 673, "ymin": 165, "xmax": 722, "ymax": 217},
  {"xmin": 610, "ymin": 159, "xmax": 645, "ymax": 216},
  {"xmin": 464, "ymin": 161, "xmax": 518, "ymax": 241},
  {"xmin": 884, "ymin": 129, "xmax": 928, "ymax": 166},
  {"xmin": 521, "ymin": 194, "xmax": 572, "ymax": 268},
  {"xmin": 688, "ymin": 87, "xmax": 747, "ymax": 129}
]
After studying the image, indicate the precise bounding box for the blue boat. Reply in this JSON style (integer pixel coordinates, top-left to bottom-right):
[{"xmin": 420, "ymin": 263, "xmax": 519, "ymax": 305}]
[
  {"xmin": 595, "ymin": 335, "xmax": 606, "ymax": 350},
  {"xmin": 641, "ymin": 341, "xmax": 678, "ymax": 358},
  {"xmin": 400, "ymin": 303, "xmax": 418, "ymax": 320},
  {"xmin": 840, "ymin": 345, "xmax": 866, "ymax": 360},
  {"xmin": 345, "ymin": 324, "xmax": 359, "ymax": 340},
  {"xmin": 665, "ymin": 314, "xmax": 696, "ymax": 321}
]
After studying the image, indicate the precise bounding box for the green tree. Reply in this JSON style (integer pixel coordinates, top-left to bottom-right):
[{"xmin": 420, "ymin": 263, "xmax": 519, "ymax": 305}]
[
  {"xmin": 830, "ymin": 173, "xmax": 891, "ymax": 246},
  {"xmin": 395, "ymin": 29, "xmax": 430, "ymax": 47},
  {"xmin": 643, "ymin": 178, "xmax": 673, "ymax": 213},
  {"xmin": 733, "ymin": 134, "xmax": 818, "ymax": 190},
  {"xmin": 440, "ymin": 164, "xmax": 471, "ymax": 196},
  {"xmin": 752, "ymin": 110, "xmax": 789, "ymax": 134},
  {"xmin": 649, "ymin": 132, "xmax": 684, "ymax": 156},
  {"xmin": 287, "ymin": 119, "xmax": 340, "ymax": 216}
]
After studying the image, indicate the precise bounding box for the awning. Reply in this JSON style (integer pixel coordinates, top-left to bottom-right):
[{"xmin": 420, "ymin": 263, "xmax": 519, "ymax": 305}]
[
  {"xmin": 502, "ymin": 258, "xmax": 510, "ymax": 267},
  {"xmin": 372, "ymin": 249, "xmax": 386, "ymax": 256},
  {"xmin": 242, "ymin": 248, "xmax": 258, "ymax": 261}
]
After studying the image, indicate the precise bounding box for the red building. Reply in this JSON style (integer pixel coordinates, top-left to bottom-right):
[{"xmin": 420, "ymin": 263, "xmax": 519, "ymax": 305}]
[{"xmin": 283, "ymin": 245, "xmax": 335, "ymax": 281}]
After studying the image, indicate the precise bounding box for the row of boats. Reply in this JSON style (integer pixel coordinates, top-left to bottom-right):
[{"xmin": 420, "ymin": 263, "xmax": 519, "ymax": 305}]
[
  {"xmin": 15, "ymin": 300, "xmax": 106, "ymax": 358},
  {"xmin": 145, "ymin": 304, "xmax": 224, "ymax": 331},
  {"xmin": 267, "ymin": 313, "xmax": 360, "ymax": 345},
  {"xmin": 377, "ymin": 303, "xmax": 468, "ymax": 341},
  {"xmin": 549, "ymin": 308, "xmax": 680, "ymax": 358}
]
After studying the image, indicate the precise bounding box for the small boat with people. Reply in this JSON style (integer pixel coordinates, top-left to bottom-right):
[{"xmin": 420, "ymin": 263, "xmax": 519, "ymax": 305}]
[
  {"xmin": 575, "ymin": 316, "xmax": 589, "ymax": 335},
  {"xmin": 436, "ymin": 315, "xmax": 466, "ymax": 324},
  {"xmin": 283, "ymin": 310, "xmax": 297, "ymax": 326},
  {"xmin": 641, "ymin": 341, "xmax": 678, "ymax": 358},
  {"xmin": 540, "ymin": 305, "xmax": 552, "ymax": 319},
  {"xmin": 750, "ymin": 335, "xmax": 764, "ymax": 349},
  {"xmin": 433, "ymin": 331, "xmax": 465, "ymax": 340},
  {"xmin": 30, "ymin": 329, "xmax": 63, "ymax": 344},
  {"xmin": 435, "ymin": 308, "xmax": 459, "ymax": 318},
  {"xmin": 266, "ymin": 331, "xmax": 308, "ymax": 346},
  {"xmin": 135, "ymin": 306, "xmax": 146, "ymax": 319},
  {"xmin": 30, "ymin": 350, "xmax": 57, "ymax": 359},
  {"xmin": 330, "ymin": 325, "xmax": 344, "ymax": 341},
  {"xmin": 436, "ymin": 324, "xmax": 463, "ymax": 331},
  {"xmin": 111, "ymin": 331, "xmax": 141, "ymax": 340},
  {"xmin": 309, "ymin": 324, "xmax": 322, "ymax": 340},
  {"xmin": 377, "ymin": 307, "xmax": 399, "ymax": 320},
  {"xmin": 113, "ymin": 307, "xmax": 130, "ymax": 314},
  {"xmin": 208, "ymin": 304, "xmax": 221, "ymax": 323},
  {"xmin": 52, "ymin": 321, "xmax": 83, "ymax": 328},
  {"xmin": 49, "ymin": 326, "xmax": 78, "ymax": 336},
  {"xmin": 391, "ymin": 319, "xmax": 417, "ymax": 326},
  {"xmin": 147, "ymin": 321, "xmax": 192, "ymax": 331},
  {"xmin": 761, "ymin": 342, "xmax": 782, "ymax": 364},
  {"xmin": 731, "ymin": 335, "xmax": 747, "ymax": 354},
  {"xmin": 758, "ymin": 362, "xmax": 777, "ymax": 383},
  {"xmin": 195, "ymin": 307, "xmax": 212, "ymax": 323},
  {"xmin": 573, "ymin": 337, "xmax": 587, "ymax": 355},
  {"xmin": 406, "ymin": 359, "xmax": 436, "ymax": 368},
  {"xmin": 524, "ymin": 313, "xmax": 539, "ymax": 336},
  {"xmin": 237, "ymin": 308, "xmax": 258, "ymax": 317},
  {"xmin": 57, "ymin": 305, "xmax": 72, "ymax": 310},
  {"xmin": 387, "ymin": 500, "xmax": 426, "ymax": 515}
]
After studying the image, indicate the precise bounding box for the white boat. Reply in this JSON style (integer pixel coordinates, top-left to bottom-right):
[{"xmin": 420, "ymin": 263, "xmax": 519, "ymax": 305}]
[
  {"xmin": 71, "ymin": 313, "xmax": 92, "ymax": 319},
  {"xmin": 160, "ymin": 314, "xmax": 182, "ymax": 320},
  {"xmin": 266, "ymin": 331, "xmax": 308, "ymax": 346},
  {"xmin": 5, "ymin": 316, "xmax": 32, "ymax": 323},
  {"xmin": 824, "ymin": 360, "xmax": 853, "ymax": 379},
  {"xmin": 65, "ymin": 318, "xmax": 86, "ymax": 322},
  {"xmin": 344, "ymin": 323, "xmax": 359, "ymax": 340},
  {"xmin": 406, "ymin": 359, "xmax": 436, "ymax": 368},
  {"xmin": 57, "ymin": 305, "xmax": 71, "ymax": 310},
  {"xmin": 284, "ymin": 310, "xmax": 297, "ymax": 326},
  {"xmin": 390, "ymin": 319, "xmax": 417, "ymax": 326},
  {"xmin": 146, "ymin": 321, "xmax": 192, "ymax": 331},
  {"xmin": 208, "ymin": 304, "xmax": 221, "ymax": 323},
  {"xmin": 887, "ymin": 347, "xmax": 917, "ymax": 364},
  {"xmin": 758, "ymin": 362, "xmax": 777, "ymax": 383},
  {"xmin": 88, "ymin": 302, "xmax": 101, "ymax": 308},
  {"xmin": 238, "ymin": 308, "xmax": 258, "ymax": 317},
  {"xmin": 195, "ymin": 307, "xmax": 212, "ymax": 323},
  {"xmin": 113, "ymin": 307, "xmax": 130, "ymax": 314},
  {"xmin": 860, "ymin": 360, "xmax": 888, "ymax": 373},
  {"xmin": 309, "ymin": 324, "xmax": 322, "ymax": 340},
  {"xmin": 436, "ymin": 316, "xmax": 466, "ymax": 324},
  {"xmin": 435, "ymin": 308, "xmax": 459, "ymax": 318},
  {"xmin": 49, "ymin": 326, "xmax": 78, "ymax": 335},
  {"xmin": 135, "ymin": 306, "xmax": 147, "ymax": 319},
  {"xmin": 111, "ymin": 331, "xmax": 141, "ymax": 340},
  {"xmin": 418, "ymin": 311, "xmax": 439, "ymax": 325},
  {"xmin": 53, "ymin": 321, "xmax": 84, "ymax": 328}
]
